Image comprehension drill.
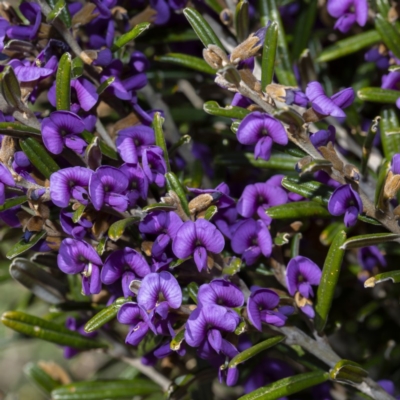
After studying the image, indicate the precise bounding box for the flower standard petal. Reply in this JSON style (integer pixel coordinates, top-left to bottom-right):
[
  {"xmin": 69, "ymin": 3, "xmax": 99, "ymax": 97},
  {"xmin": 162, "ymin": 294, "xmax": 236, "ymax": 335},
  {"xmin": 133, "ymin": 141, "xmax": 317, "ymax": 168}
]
[
  {"xmin": 42, "ymin": 118, "xmax": 64, "ymax": 154},
  {"xmin": 354, "ymin": 0, "xmax": 368, "ymax": 26},
  {"xmin": 231, "ymin": 219, "xmax": 257, "ymax": 255},
  {"xmin": 185, "ymin": 306, "xmax": 207, "ymax": 348},
  {"xmin": 172, "ymin": 221, "xmax": 196, "ymax": 259},
  {"xmin": 237, "ymin": 184, "xmax": 259, "ymax": 218},
  {"xmin": 306, "ymin": 82, "xmax": 346, "ymax": 118},
  {"xmin": 101, "ymin": 250, "xmax": 125, "ymax": 284},
  {"xmin": 71, "ymin": 78, "xmax": 99, "ymax": 111},
  {"xmin": 263, "ymin": 115, "xmax": 288, "ymax": 145},
  {"xmin": 236, "ymin": 112, "xmax": 264, "ymax": 145},
  {"xmin": 198, "ymin": 279, "xmax": 244, "ymax": 308},
  {"xmin": 286, "ymin": 257, "xmax": 300, "ymax": 296},
  {"xmin": 297, "ymin": 256, "xmax": 322, "ymax": 286},
  {"xmin": 137, "ymin": 272, "xmax": 161, "ymax": 310},
  {"xmin": 158, "ymin": 271, "xmax": 182, "ymax": 309},
  {"xmin": 49, "ymin": 111, "xmax": 86, "ymax": 135},
  {"xmin": 256, "ymin": 220, "xmax": 272, "ymax": 257},
  {"xmin": 327, "ymin": 0, "xmax": 353, "ymax": 18},
  {"xmin": 331, "ymin": 87, "xmax": 355, "ymax": 109},
  {"xmin": 195, "ymin": 218, "xmax": 225, "ymax": 254},
  {"xmin": 328, "ymin": 184, "xmax": 353, "ymax": 216},
  {"xmin": 247, "ymin": 289, "xmax": 281, "ymax": 331}
]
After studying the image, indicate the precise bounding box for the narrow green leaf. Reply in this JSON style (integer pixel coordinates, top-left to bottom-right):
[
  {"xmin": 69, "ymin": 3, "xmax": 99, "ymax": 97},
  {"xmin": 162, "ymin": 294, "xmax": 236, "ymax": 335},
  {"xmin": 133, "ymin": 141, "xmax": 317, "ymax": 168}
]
[
  {"xmin": 320, "ymin": 222, "xmax": 346, "ymax": 246},
  {"xmin": 187, "ymin": 282, "xmax": 199, "ymax": 304},
  {"xmin": 357, "ymin": 214, "xmax": 382, "ymax": 226},
  {"xmin": 81, "ymin": 130, "xmax": 119, "ymax": 160},
  {"xmin": 375, "ymin": 14, "xmax": 400, "ymax": 59},
  {"xmin": 266, "ymin": 201, "xmax": 330, "ymax": 219},
  {"xmin": 137, "ymin": 332, "xmax": 163, "ymax": 357},
  {"xmin": 97, "ymin": 76, "xmax": 115, "ymax": 95},
  {"xmin": 204, "ymin": 0, "xmax": 223, "ymax": 13},
  {"xmin": 341, "ymin": 232, "xmax": 400, "ymax": 249},
  {"xmin": 46, "ymin": 0, "xmax": 66, "ymax": 23},
  {"xmin": 0, "ymin": 122, "xmax": 40, "ymax": 138},
  {"xmin": 235, "ymin": 0, "xmax": 249, "ymax": 43},
  {"xmin": 1, "ymin": 65, "xmax": 22, "ymax": 108},
  {"xmin": 24, "ymin": 363, "xmax": 59, "ymax": 395},
  {"xmin": 357, "ymin": 87, "xmax": 399, "ymax": 103},
  {"xmin": 153, "ymin": 112, "xmax": 171, "ymax": 172},
  {"xmin": 9, "ymin": 258, "xmax": 67, "ymax": 304},
  {"xmin": 20, "ymin": 138, "xmax": 60, "ymax": 179},
  {"xmin": 361, "ymin": 116, "xmax": 380, "ymax": 176},
  {"xmin": 96, "ymin": 237, "xmax": 106, "ymax": 256},
  {"xmin": 380, "ymin": 108, "xmax": 400, "ymax": 160},
  {"xmin": 204, "ymin": 100, "xmax": 250, "ymax": 119},
  {"xmin": 228, "ymin": 336, "xmax": 284, "ymax": 367},
  {"xmin": 261, "ymin": 22, "xmax": 278, "ymax": 88},
  {"xmin": 0, "ymin": 195, "xmax": 27, "ymax": 211},
  {"xmin": 72, "ymin": 204, "xmax": 86, "ymax": 223},
  {"xmin": 6, "ymin": 231, "xmax": 47, "ymax": 259},
  {"xmin": 166, "ymin": 172, "xmax": 190, "ymax": 216},
  {"xmin": 1, "ymin": 311, "xmax": 107, "ymax": 349},
  {"xmin": 51, "ymin": 379, "xmax": 160, "ymax": 400},
  {"xmin": 168, "ymin": 134, "xmax": 191, "ymax": 156},
  {"xmin": 274, "ymin": 232, "xmax": 290, "ymax": 246},
  {"xmin": 108, "ymin": 217, "xmax": 141, "ymax": 241},
  {"xmin": 183, "ymin": 7, "xmax": 224, "ymax": 49},
  {"xmin": 258, "ymin": 0, "xmax": 297, "ymax": 85},
  {"xmin": 170, "ymin": 329, "xmax": 185, "ymax": 351},
  {"xmin": 238, "ymin": 371, "xmax": 329, "ymax": 400},
  {"xmin": 155, "ymin": 53, "xmax": 216, "ymax": 74},
  {"xmin": 47, "ymin": 0, "xmax": 71, "ymax": 27},
  {"xmin": 317, "ymin": 30, "xmax": 381, "ymax": 63},
  {"xmin": 71, "ymin": 57, "xmax": 84, "ymax": 79},
  {"xmin": 215, "ymin": 152, "xmax": 300, "ymax": 170},
  {"xmin": 330, "ymin": 359, "xmax": 368, "ymax": 384},
  {"xmin": 375, "ymin": 0, "xmax": 391, "ymax": 17},
  {"xmin": 290, "ymin": 232, "xmax": 302, "ymax": 258},
  {"xmin": 112, "ymin": 22, "xmax": 150, "ymax": 52},
  {"xmin": 84, "ymin": 297, "xmax": 131, "ymax": 333},
  {"xmin": 315, "ymin": 230, "xmax": 347, "ymax": 333},
  {"xmin": 204, "ymin": 205, "xmax": 218, "ymax": 220},
  {"xmin": 365, "ymin": 270, "xmax": 400, "ymax": 288},
  {"xmin": 142, "ymin": 203, "xmax": 177, "ymax": 212},
  {"xmin": 374, "ymin": 158, "xmax": 390, "ymax": 211},
  {"xmin": 56, "ymin": 53, "xmax": 72, "ymax": 111},
  {"xmin": 222, "ymin": 257, "xmax": 242, "ymax": 275}
]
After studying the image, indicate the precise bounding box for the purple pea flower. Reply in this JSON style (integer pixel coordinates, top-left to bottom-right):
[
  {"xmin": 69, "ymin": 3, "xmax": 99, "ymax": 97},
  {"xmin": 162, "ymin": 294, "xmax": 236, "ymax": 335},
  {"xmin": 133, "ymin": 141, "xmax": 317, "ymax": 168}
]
[
  {"xmin": 198, "ymin": 279, "xmax": 244, "ymax": 308},
  {"xmin": 213, "ymin": 206, "xmax": 237, "ymax": 239},
  {"xmin": 64, "ymin": 317, "xmax": 97, "ymax": 358},
  {"xmin": 310, "ymin": 125, "xmax": 336, "ymax": 149},
  {"xmin": 231, "ymin": 219, "xmax": 272, "ymax": 265},
  {"xmin": 120, "ymin": 164, "xmax": 149, "ymax": 207},
  {"xmin": 60, "ymin": 210, "xmax": 93, "ymax": 239},
  {"xmin": 0, "ymin": 164, "xmax": 15, "ymax": 205},
  {"xmin": 8, "ymin": 59, "xmax": 53, "ymax": 83},
  {"xmin": 185, "ymin": 304, "xmax": 238, "ymax": 352},
  {"xmin": 266, "ymin": 174, "xmax": 303, "ymax": 202},
  {"xmin": 117, "ymin": 302, "xmax": 152, "ymax": 346},
  {"xmin": 236, "ymin": 112, "xmax": 288, "ymax": 161},
  {"xmin": 365, "ymin": 47, "xmax": 389, "ymax": 70},
  {"xmin": 57, "ymin": 238, "xmax": 103, "ymax": 295},
  {"xmin": 172, "ymin": 219, "xmax": 225, "ymax": 272},
  {"xmin": 0, "ymin": 18, "xmax": 9, "ymax": 51},
  {"xmin": 237, "ymin": 181, "xmax": 288, "ymax": 223},
  {"xmin": 358, "ymin": 246, "xmax": 387, "ymax": 271},
  {"xmin": 327, "ymin": 0, "xmax": 368, "ymax": 33},
  {"xmin": 306, "ymin": 82, "xmax": 355, "ymax": 119},
  {"xmin": 139, "ymin": 211, "xmax": 183, "ymax": 258},
  {"xmin": 392, "ymin": 154, "xmax": 400, "ymax": 175},
  {"xmin": 141, "ymin": 146, "xmax": 167, "ymax": 187},
  {"xmin": 102, "ymin": 248, "xmax": 151, "ymax": 297},
  {"xmin": 116, "ymin": 125, "xmax": 155, "ymax": 164},
  {"xmin": 42, "ymin": 111, "xmax": 86, "ymax": 155},
  {"xmin": 50, "ymin": 167, "xmax": 93, "ymax": 208},
  {"xmin": 247, "ymin": 288, "xmax": 287, "ymax": 330},
  {"xmin": 188, "ymin": 182, "xmax": 236, "ymax": 209},
  {"xmin": 137, "ymin": 271, "xmax": 182, "ymax": 318},
  {"xmin": 328, "ymin": 184, "xmax": 363, "ymax": 227},
  {"xmin": 6, "ymin": 3, "xmax": 42, "ymax": 40},
  {"xmin": 89, "ymin": 166, "xmax": 129, "ymax": 212}
]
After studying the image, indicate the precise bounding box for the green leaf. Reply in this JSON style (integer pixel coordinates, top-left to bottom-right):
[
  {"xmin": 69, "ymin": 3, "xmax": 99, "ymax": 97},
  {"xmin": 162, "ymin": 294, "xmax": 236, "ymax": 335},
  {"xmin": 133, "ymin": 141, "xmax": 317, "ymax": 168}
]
[
  {"xmin": 71, "ymin": 57, "xmax": 84, "ymax": 79},
  {"xmin": 261, "ymin": 22, "xmax": 278, "ymax": 88},
  {"xmin": 330, "ymin": 359, "xmax": 368, "ymax": 384},
  {"xmin": 6, "ymin": 231, "xmax": 47, "ymax": 259},
  {"xmin": 142, "ymin": 203, "xmax": 177, "ymax": 212},
  {"xmin": 0, "ymin": 122, "xmax": 40, "ymax": 138},
  {"xmin": 374, "ymin": 158, "xmax": 390, "ymax": 211},
  {"xmin": 51, "ymin": 379, "xmax": 160, "ymax": 400},
  {"xmin": 1, "ymin": 65, "xmax": 22, "ymax": 108},
  {"xmin": 72, "ymin": 204, "xmax": 86, "ymax": 223},
  {"xmin": 155, "ymin": 53, "xmax": 216, "ymax": 74},
  {"xmin": 170, "ymin": 329, "xmax": 185, "ymax": 351},
  {"xmin": 84, "ymin": 297, "xmax": 131, "ymax": 333},
  {"xmin": 9, "ymin": 258, "xmax": 67, "ymax": 304},
  {"xmin": 228, "ymin": 336, "xmax": 285, "ymax": 367},
  {"xmin": 204, "ymin": 100, "xmax": 250, "ymax": 119},
  {"xmin": 183, "ymin": 7, "xmax": 224, "ymax": 49},
  {"xmin": 81, "ymin": 130, "xmax": 119, "ymax": 160},
  {"xmin": 137, "ymin": 332, "xmax": 163, "ymax": 357},
  {"xmin": 108, "ymin": 217, "xmax": 141, "ymax": 241},
  {"xmin": 214, "ymin": 152, "xmax": 300, "ymax": 170},
  {"xmin": 0, "ymin": 195, "xmax": 27, "ymax": 211},
  {"xmin": 357, "ymin": 87, "xmax": 400, "ymax": 103},
  {"xmin": 365, "ymin": 270, "xmax": 400, "ymax": 288},
  {"xmin": 320, "ymin": 222, "xmax": 346, "ymax": 246},
  {"xmin": 56, "ymin": 53, "xmax": 72, "ymax": 111},
  {"xmin": 187, "ymin": 282, "xmax": 199, "ymax": 304},
  {"xmin": 1, "ymin": 311, "xmax": 107, "ymax": 349},
  {"xmin": 290, "ymin": 232, "xmax": 302, "ymax": 258},
  {"xmin": 168, "ymin": 134, "xmax": 191, "ymax": 156},
  {"xmin": 375, "ymin": 0, "xmax": 391, "ymax": 17},
  {"xmin": 315, "ymin": 230, "xmax": 347, "ymax": 333},
  {"xmin": 166, "ymin": 172, "xmax": 190, "ymax": 217},
  {"xmin": 380, "ymin": 108, "xmax": 400, "ymax": 160},
  {"xmin": 24, "ymin": 362, "xmax": 60, "ymax": 395},
  {"xmin": 235, "ymin": 0, "xmax": 249, "ymax": 43},
  {"xmin": 238, "ymin": 371, "xmax": 329, "ymax": 400},
  {"xmin": 20, "ymin": 137, "xmax": 60, "ymax": 179},
  {"xmin": 222, "ymin": 257, "xmax": 242, "ymax": 275},
  {"xmin": 47, "ymin": 0, "xmax": 71, "ymax": 27},
  {"xmin": 266, "ymin": 201, "xmax": 330, "ymax": 219},
  {"xmin": 341, "ymin": 232, "xmax": 400, "ymax": 249},
  {"xmin": 46, "ymin": 0, "xmax": 66, "ymax": 23},
  {"xmin": 111, "ymin": 22, "xmax": 150, "ymax": 52},
  {"xmin": 258, "ymin": 0, "xmax": 297, "ymax": 86},
  {"xmin": 204, "ymin": 205, "xmax": 218, "ymax": 220},
  {"xmin": 317, "ymin": 30, "xmax": 381, "ymax": 62},
  {"xmin": 96, "ymin": 237, "xmax": 106, "ymax": 256},
  {"xmin": 96, "ymin": 76, "xmax": 115, "ymax": 95},
  {"xmin": 153, "ymin": 112, "xmax": 171, "ymax": 172},
  {"xmin": 375, "ymin": 14, "xmax": 400, "ymax": 59}
]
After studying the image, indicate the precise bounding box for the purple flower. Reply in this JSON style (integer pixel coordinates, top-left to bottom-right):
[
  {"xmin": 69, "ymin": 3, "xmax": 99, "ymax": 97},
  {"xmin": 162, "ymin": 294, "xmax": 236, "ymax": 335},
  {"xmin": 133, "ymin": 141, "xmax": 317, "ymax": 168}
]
[
  {"xmin": 198, "ymin": 279, "xmax": 244, "ymax": 308},
  {"xmin": 237, "ymin": 181, "xmax": 288, "ymax": 223},
  {"xmin": 286, "ymin": 256, "xmax": 322, "ymax": 299},
  {"xmin": 89, "ymin": 166, "xmax": 129, "ymax": 212},
  {"xmin": 139, "ymin": 211, "xmax": 183, "ymax": 258},
  {"xmin": 8, "ymin": 60, "xmax": 53, "ymax": 82},
  {"xmin": 6, "ymin": 3, "xmax": 42, "ymax": 40},
  {"xmin": 102, "ymin": 248, "xmax": 151, "ymax": 297},
  {"xmin": 64, "ymin": 317, "xmax": 97, "ymax": 358},
  {"xmin": 187, "ymin": 182, "xmax": 235, "ymax": 209},
  {"xmin": 236, "ymin": 112, "xmax": 288, "ymax": 161},
  {"xmin": 116, "ymin": 125, "xmax": 155, "ymax": 164},
  {"xmin": 0, "ymin": 164, "xmax": 15, "ymax": 205},
  {"xmin": 328, "ymin": 184, "xmax": 363, "ymax": 227},
  {"xmin": 310, "ymin": 125, "xmax": 336, "ymax": 149},
  {"xmin": 0, "ymin": 18, "xmax": 9, "ymax": 51},
  {"xmin": 358, "ymin": 246, "xmax": 386, "ymax": 271},
  {"xmin": 117, "ymin": 302, "xmax": 152, "ymax": 346},
  {"xmin": 284, "ymin": 88, "xmax": 308, "ymax": 108},
  {"xmin": 231, "ymin": 219, "xmax": 272, "ymax": 265},
  {"xmin": 50, "ymin": 167, "xmax": 93, "ymax": 208},
  {"xmin": 60, "ymin": 210, "xmax": 92, "ymax": 239},
  {"xmin": 57, "ymin": 238, "xmax": 103, "ymax": 295},
  {"xmin": 392, "ymin": 154, "xmax": 400, "ymax": 175},
  {"xmin": 137, "ymin": 271, "xmax": 182, "ymax": 318},
  {"xmin": 42, "ymin": 111, "xmax": 86, "ymax": 155},
  {"xmin": 247, "ymin": 288, "xmax": 287, "ymax": 330},
  {"xmin": 365, "ymin": 48, "xmax": 389, "ymax": 70},
  {"xmin": 305, "ymin": 82, "xmax": 354, "ymax": 119},
  {"xmin": 120, "ymin": 164, "xmax": 149, "ymax": 206},
  {"xmin": 141, "ymin": 146, "xmax": 167, "ymax": 187},
  {"xmin": 172, "ymin": 219, "xmax": 225, "ymax": 272},
  {"xmin": 327, "ymin": 0, "xmax": 368, "ymax": 33},
  {"xmin": 213, "ymin": 206, "xmax": 237, "ymax": 239},
  {"xmin": 185, "ymin": 304, "xmax": 238, "ymax": 352}
]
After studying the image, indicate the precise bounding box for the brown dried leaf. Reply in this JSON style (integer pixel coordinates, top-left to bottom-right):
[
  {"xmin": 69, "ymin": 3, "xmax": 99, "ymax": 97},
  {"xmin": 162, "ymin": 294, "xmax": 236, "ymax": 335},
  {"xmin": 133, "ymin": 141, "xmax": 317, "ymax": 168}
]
[{"xmin": 72, "ymin": 3, "xmax": 99, "ymax": 28}]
